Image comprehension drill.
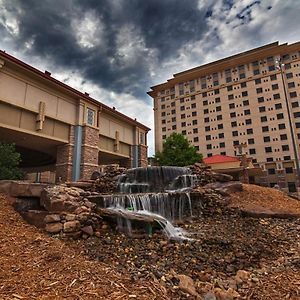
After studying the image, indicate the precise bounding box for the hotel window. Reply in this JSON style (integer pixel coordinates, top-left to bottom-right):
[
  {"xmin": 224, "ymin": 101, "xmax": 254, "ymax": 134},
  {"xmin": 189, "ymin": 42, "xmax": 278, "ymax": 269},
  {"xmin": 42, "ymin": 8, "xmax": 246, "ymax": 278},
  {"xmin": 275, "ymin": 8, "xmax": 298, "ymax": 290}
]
[
  {"xmin": 213, "ymin": 81, "xmax": 219, "ymax": 86},
  {"xmin": 171, "ymin": 117, "xmax": 176, "ymax": 122},
  {"xmin": 214, "ymin": 89, "xmax": 220, "ymax": 95},
  {"xmin": 207, "ymin": 153, "xmax": 212, "ymax": 157},
  {"xmin": 285, "ymin": 167, "xmax": 293, "ymax": 174},
  {"xmin": 275, "ymin": 103, "xmax": 282, "ymax": 110},
  {"xmin": 219, "ymin": 142, "xmax": 225, "ymax": 148},
  {"xmin": 162, "ymin": 127, "xmax": 166, "ymax": 132},
  {"xmin": 262, "ymin": 126, "xmax": 269, "ymax": 132},
  {"xmin": 205, "ymin": 126, "xmax": 210, "ymax": 131},
  {"xmin": 266, "ymin": 157, "xmax": 273, "ymax": 162},
  {"xmin": 161, "ymin": 97, "xmax": 165, "ymax": 102},
  {"xmin": 284, "ymin": 156, "xmax": 291, "ymax": 161},
  {"xmin": 282, "ymin": 54, "xmax": 290, "ymax": 61},
  {"xmin": 191, "ymin": 95, "xmax": 196, "ymax": 100},
  {"xmin": 233, "ymin": 140, "xmax": 239, "ymax": 146},
  {"xmin": 255, "ymin": 78, "xmax": 261, "ymax": 84},
  {"xmin": 161, "ymin": 104, "xmax": 165, "ymax": 109},
  {"xmin": 229, "ymin": 103, "xmax": 235, "ymax": 109},
  {"xmin": 217, "ymin": 124, "xmax": 223, "ymax": 129},
  {"xmin": 249, "ymin": 148, "xmax": 256, "ymax": 155},
  {"xmin": 253, "ymin": 69, "xmax": 260, "ymax": 75},
  {"xmin": 267, "ymin": 56, "xmax": 274, "ymax": 62},
  {"xmin": 86, "ymin": 108, "xmax": 95, "ymax": 126},
  {"xmin": 272, "ymin": 84, "xmax": 279, "ymax": 90},
  {"xmin": 259, "ymin": 106, "xmax": 266, "ymax": 112},
  {"xmin": 192, "ymin": 120, "xmax": 198, "ymax": 125},
  {"xmin": 232, "ymin": 131, "xmax": 238, "ymax": 137},
  {"xmin": 162, "ymin": 135, "xmax": 166, "ymax": 139},
  {"xmin": 256, "ymin": 88, "xmax": 263, "ymax": 94},
  {"xmin": 277, "ymin": 113, "xmax": 284, "ymax": 120},
  {"xmin": 180, "ymin": 98, "xmax": 184, "ymax": 103},
  {"xmin": 203, "ymin": 100, "xmax": 208, "ymax": 106},
  {"xmin": 227, "ymin": 85, "xmax": 233, "ymax": 91},
  {"xmin": 270, "ymin": 74, "xmax": 277, "ymax": 81},
  {"xmin": 244, "ymin": 109, "xmax": 251, "ymax": 115},
  {"xmin": 217, "ymin": 115, "xmax": 223, "ymax": 120},
  {"xmin": 162, "ymin": 119, "xmax": 166, "ymax": 124},
  {"xmin": 228, "ymin": 94, "xmax": 234, "ymax": 100},
  {"xmin": 248, "ymin": 138, "xmax": 255, "ymax": 144},
  {"xmin": 230, "ymin": 112, "xmax": 236, "ymax": 118},
  {"xmin": 290, "ymin": 91, "xmax": 297, "ymax": 98},
  {"xmin": 204, "ymin": 117, "xmax": 209, "ymax": 123},
  {"xmin": 268, "ymin": 65, "xmax": 275, "ymax": 71},
  {"xmin": 243, "ymin": 100, "xmax": 249, "ymax": 106},
  {"xmin": 241, "ymin": 82, "xmax": 247, "ymax": 88},
  {"xmin": 172, "ymin": 125, "xmax": 177, "ymax": 130},
  {"xmin": 201, "ymin": 83, "xmax": 207, "ymax": 89},
  {"xmin": 292, "ymin": 101, "xmax": 299, "ymax": 108},
  {"xmin": 219, "ymin": 133, "xmax": 224, "ymax": 138},
  {"xmin": 293, "ymin": 112, "xmax": 300, "ymax": 118},
  {"xmin": 258, "ymin": 97, "xmax": 264, "ymax": 103},
  {"xmin": 207, "ymin": 144, "xmax": 212, "ymax": 150},
  {"xmin": 263, "ymin": 136, "xmax": 271, "ymax": 142},
  {"xmin": 288, "ymin": 82, "xmax": 295, "ymax": 88},
  {"xmin": 204, "ymin": 109, "xmax": 209, "ymax": 114},
  {"xmin": 216, "ymin": 106, "xmax": 221, "ymax": 112},
  {"xmin": 286, "ymin": 72, "xmax": 293, "ymax": 79},
  {"xmin": 140, "ymin": 132, "xmax": 145, "ymax": 144},
  {"xmin": 206, "ymin": 135, "xmax": 211, "ymax": 141},
  {"xmin": 192, "ymin": 111, "xmax": 197, "ymax": 116},
  {"xmin": 194, "ymin": 137, "xmax": 199, "ymax": 142},
  {"xmin": 261, "ymin": 116, "xmax": 267, "ymax": 122},
  {"xmin": 278, "ymin": 123, "xmax": 286, "ymax": 130},
  {"xmin": 180, "ymin": 106, "xmax": 185, "ymax": 111},
  {"xmin": 273, "ymin": 93, "xmax": 281, "ymax": 99},
  {"xmin": 245, "ymin": 119, "xmax": 252, "ymax": 125},
  {"xmin": 242, "ymin": 91, "xmax": 248, "ymax": 97},
  {"xmin": 285, "ymin": 63, "xmax": 291, "ymax": 69},
  {"xmin": 182, "ymin": 130, "xmax": 186, "ymax": 135},
  {"xmin": 265, "ymin": 146, "xmax": 272, "ymax": 153},
  {"xmin": 220, "ymin": 151, "xmax": 226, "ymax": 155},
  {"xmin": 268, "ymin": 168, "xmax": 276, "ymax": 175},
  {"xmin": 215, "ymin": 97, "xmax": 221, "ymax": 103},
  {"xmin": 181, "ymin": 114, "xmax": 186, "ymax": 119},
  {"xmin": 247, "ymin": 128, "xmax": 253, "ymax": 135},
  {"xmin": 202, "ymin": 92, "xmax": 207, "ymax": 97},
  {"xmin": 252, "ymin": 61, "xmax": 259, "ymax": 66},
  {"xmin": 296, "ymin": 123, "xmax": 300, "ymax": 128},
  {"xmin": 191, "ymin": 103, "xmax": 196, "ymax": 108},
  {"xmin": 282, "ymin": 145, "xmax": 289, "ymax": 151},
  {"xmin": 181, "ymin": 122, "xmax": 186, "ymax": 127},
  {"xmin": 171, "ymin": 102, "xmax": 175, "ymax": 107},
  {"xmin": 171, "ymin": 109, "xmax": 176, "ymax": 114},
  {"xmin": 193, "ymin": 128, "xmax": 198, "ymax": 133},
  {"xmin": 240, "ymin": 73, "xmax": 246, "ymax": 79},
  {"xmin": 161, "ymin": 112, "xmax": 166, "ymax": 117},
  {"xmin": 231, "ymin": 121, "xmax": 237, "ymax": 127},
  {"xmin": 226, "ymin": 77, "xmax": 232, "ymax": 83},
  {"xmin": 280, "ymin": 134, "xmax": 288, "ymax": 140}
]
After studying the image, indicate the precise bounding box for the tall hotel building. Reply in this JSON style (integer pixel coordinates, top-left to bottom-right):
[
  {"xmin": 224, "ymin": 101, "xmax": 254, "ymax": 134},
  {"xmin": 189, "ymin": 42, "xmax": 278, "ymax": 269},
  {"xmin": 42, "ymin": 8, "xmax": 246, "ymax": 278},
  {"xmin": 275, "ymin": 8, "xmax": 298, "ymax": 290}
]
[{"xmin": 148, "ymin": 42, "xmax": 300, "ymax": 192}]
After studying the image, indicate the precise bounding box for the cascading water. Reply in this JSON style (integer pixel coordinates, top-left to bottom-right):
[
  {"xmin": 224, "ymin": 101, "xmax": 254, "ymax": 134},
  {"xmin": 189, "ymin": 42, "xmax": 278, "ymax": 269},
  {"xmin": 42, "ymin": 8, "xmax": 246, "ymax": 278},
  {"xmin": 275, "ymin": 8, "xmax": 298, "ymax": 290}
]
[{"xmin": 102, "ymin": 166, "xmax": 198, "ymax": 240}]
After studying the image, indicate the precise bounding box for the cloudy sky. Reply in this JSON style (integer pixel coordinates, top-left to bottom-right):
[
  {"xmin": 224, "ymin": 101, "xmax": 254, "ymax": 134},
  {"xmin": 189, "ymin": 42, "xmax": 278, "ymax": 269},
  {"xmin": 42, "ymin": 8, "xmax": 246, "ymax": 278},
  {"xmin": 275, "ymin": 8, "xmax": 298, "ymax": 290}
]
[{"xmin": 0, "ymin": 0, "xmax": 299, "ymax": 155}]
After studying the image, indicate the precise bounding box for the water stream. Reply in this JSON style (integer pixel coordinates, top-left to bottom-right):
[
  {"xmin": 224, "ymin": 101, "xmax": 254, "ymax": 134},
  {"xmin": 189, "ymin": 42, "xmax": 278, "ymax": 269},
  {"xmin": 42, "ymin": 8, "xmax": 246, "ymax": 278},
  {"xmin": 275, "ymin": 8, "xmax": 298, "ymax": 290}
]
[{"xmin": 104, "ymin": 166, "xmax": 198, "ymax": 239}]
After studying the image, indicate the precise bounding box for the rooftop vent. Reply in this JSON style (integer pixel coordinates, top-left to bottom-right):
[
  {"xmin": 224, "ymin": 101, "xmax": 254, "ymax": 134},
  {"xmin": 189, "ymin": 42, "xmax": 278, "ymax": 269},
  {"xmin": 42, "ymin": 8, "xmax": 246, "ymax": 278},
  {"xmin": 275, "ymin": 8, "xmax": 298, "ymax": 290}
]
[
  {"xmin": 44, "ymin": 70, "xmax": 51, "ymax": 76},
  {"xmin": 85, "ymin": 92, "xmax": 89, "ymax": 96}
]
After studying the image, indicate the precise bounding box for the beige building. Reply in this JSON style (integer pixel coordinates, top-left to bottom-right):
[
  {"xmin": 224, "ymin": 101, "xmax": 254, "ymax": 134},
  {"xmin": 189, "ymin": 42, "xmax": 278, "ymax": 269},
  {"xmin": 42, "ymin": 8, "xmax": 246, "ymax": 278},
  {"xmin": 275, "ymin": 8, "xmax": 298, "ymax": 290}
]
[
  {"xmin": 0, "ymin": 51, "xmax": 149, "ymax": 182},
  {"xmin": 148, "ymin": 41, "xmax": 300, "ymax": 192}
]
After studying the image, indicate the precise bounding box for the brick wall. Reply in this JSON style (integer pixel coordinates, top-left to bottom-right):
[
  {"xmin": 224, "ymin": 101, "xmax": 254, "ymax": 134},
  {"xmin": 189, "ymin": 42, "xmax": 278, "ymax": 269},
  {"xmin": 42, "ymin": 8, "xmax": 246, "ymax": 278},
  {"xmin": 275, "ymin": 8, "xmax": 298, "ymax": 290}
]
[{"xmin": 138, "ymin": 144, "xmax": 148, "ymax": 167}]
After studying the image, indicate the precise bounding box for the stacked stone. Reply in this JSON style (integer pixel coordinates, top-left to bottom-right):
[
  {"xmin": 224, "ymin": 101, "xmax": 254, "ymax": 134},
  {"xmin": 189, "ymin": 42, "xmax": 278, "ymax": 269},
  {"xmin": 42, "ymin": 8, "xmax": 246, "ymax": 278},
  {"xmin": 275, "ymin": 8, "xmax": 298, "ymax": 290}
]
[
  {"xmin": 188, "ymin": 163, "xmax": 216, "ymax": 185},
  {"xmin": 41, "ymin": 186, "xmax": 103, "ymax": 239},
  {"xmin": 91, "ymin": 165, "xmax": 127, "ymax": 193}
]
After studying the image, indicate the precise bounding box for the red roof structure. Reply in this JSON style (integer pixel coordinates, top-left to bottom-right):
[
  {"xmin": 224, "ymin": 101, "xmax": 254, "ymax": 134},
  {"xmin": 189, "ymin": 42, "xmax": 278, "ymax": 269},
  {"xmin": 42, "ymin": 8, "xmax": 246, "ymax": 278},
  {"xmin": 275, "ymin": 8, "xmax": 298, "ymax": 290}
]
[{"xmin": 203, "ymin": 154, "xmax": 240, "ymax": 165}]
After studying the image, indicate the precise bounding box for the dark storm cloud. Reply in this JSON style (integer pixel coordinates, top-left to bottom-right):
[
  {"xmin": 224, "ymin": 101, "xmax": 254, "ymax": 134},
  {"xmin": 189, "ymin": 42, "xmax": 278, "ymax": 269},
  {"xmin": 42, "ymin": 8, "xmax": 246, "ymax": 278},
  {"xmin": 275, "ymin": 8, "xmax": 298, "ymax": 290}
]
[{"xmin": 0, "ymin": 0, "xmax": 209, "ymax": 98}]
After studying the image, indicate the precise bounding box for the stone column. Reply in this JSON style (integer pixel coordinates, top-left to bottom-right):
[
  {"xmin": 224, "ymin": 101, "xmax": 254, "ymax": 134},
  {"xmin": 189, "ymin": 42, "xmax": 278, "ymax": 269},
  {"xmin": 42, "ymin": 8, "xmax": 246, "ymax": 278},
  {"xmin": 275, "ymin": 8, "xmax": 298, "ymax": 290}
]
[
  {"xmin": 80, "ymin": 125, "xmax": 99, "ymax": 179},
  {"xmin": 56, "ymin": 126, "xmax": 75, "ymax": 182},
  {"xmin": 138, "ymin": 144, "xmax": 148, "ymax": 167}
]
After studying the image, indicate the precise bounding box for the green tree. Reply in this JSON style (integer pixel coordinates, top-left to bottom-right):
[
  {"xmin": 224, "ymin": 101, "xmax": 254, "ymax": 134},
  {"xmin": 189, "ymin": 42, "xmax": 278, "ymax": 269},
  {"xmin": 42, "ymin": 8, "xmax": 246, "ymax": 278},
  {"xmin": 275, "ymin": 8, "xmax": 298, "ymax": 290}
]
[
  {"xmin": 0, "ymin": 142, "xmax": 23, "ymax": 180},
  {"xmin": 154, "ymin": 133, "xmax": 202, "ymax": 167}
]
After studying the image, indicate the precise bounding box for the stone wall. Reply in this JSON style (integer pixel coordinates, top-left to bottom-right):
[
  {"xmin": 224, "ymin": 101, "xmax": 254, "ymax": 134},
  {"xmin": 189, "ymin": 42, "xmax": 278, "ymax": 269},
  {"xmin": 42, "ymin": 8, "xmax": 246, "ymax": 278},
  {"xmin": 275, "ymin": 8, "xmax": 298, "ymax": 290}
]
[
  {"xmin": 56, "ymin": 126, "xmax": 74, "ymax": 182},
  {"xmin": 80, "ymin": 126, "xmax": 99, "ymax": 180},
  {"xmin": 138, "ymin": 144, "xmax": 148, "ymax": 167}
]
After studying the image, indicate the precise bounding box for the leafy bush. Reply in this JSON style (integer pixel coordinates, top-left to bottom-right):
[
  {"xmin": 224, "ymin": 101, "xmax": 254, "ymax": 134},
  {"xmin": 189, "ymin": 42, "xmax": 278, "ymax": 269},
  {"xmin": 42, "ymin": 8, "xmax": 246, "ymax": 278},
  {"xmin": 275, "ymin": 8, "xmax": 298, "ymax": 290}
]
[{"xmin": 0, "ymin": 142, "xmax": 23, "ymax": 180}]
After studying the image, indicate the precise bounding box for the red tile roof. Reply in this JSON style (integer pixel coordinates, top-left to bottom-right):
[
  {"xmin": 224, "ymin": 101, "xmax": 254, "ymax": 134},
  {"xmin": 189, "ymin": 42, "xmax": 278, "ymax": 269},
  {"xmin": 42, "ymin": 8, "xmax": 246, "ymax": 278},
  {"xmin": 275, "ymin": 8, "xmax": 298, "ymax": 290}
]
[{"xmin": 203, "ymin": 154, "xmax": 240, "ymax": 165}]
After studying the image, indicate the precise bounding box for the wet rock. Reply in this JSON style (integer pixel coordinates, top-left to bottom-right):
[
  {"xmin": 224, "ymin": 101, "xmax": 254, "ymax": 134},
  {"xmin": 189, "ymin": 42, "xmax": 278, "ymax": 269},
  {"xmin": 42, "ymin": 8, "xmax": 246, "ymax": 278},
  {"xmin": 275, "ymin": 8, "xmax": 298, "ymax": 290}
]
[{"xmin": 45, "ymin": 222, "xmax": 63, "ymax": 233}]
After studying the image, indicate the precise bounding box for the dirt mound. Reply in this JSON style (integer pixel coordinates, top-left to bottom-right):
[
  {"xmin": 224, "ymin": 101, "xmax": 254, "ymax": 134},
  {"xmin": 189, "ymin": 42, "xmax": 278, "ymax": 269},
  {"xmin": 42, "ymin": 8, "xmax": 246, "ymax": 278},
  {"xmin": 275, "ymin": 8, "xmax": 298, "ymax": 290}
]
[
  {"xmin": 229, "ymin": 184, "xmax": 300, "ymax": 217},
  {"xmin": 0, "ymin": 194, "xmax": 168, "ymax": 300}
]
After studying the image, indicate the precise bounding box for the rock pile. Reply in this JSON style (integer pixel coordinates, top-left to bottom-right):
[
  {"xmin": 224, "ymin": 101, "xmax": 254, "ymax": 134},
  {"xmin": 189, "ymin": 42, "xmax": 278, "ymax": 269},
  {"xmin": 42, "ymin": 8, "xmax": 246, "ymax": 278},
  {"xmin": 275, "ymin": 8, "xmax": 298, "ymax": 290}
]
[
  {"xmin": 41, "ymin": 185, "xmax": 103, "ymax": 239},
  {"xmin": 189, "ymin": 163, "xmax": 216, "ymax": 185}
]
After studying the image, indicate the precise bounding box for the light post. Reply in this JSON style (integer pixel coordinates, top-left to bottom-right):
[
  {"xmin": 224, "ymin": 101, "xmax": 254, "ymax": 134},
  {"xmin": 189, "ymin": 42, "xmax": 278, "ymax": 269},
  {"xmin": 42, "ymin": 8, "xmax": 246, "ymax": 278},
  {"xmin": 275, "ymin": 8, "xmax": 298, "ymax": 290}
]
[{"xmin": 275, "ymin": 59, "xmax": 300, "ymax": 190}]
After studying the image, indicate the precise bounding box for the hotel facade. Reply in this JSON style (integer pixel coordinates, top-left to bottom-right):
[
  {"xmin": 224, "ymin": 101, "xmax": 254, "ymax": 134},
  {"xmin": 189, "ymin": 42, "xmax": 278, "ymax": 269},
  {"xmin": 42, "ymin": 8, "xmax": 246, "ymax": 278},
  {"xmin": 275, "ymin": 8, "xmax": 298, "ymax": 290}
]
[{"xmin": 148, "ymin": 42, "xmax": 300, "ymax": 192}]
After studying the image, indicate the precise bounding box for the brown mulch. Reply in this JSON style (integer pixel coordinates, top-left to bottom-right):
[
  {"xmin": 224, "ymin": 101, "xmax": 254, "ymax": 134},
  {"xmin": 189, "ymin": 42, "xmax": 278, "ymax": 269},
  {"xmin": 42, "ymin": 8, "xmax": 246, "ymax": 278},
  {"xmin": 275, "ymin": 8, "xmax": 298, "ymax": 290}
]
[
  {"xmin": 229, "ymin": 184, "xmax": 300, "ymax": 215},
  {"xmin": 0, "ymin": 194, "xmax": 169, "ymax": 300}
]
